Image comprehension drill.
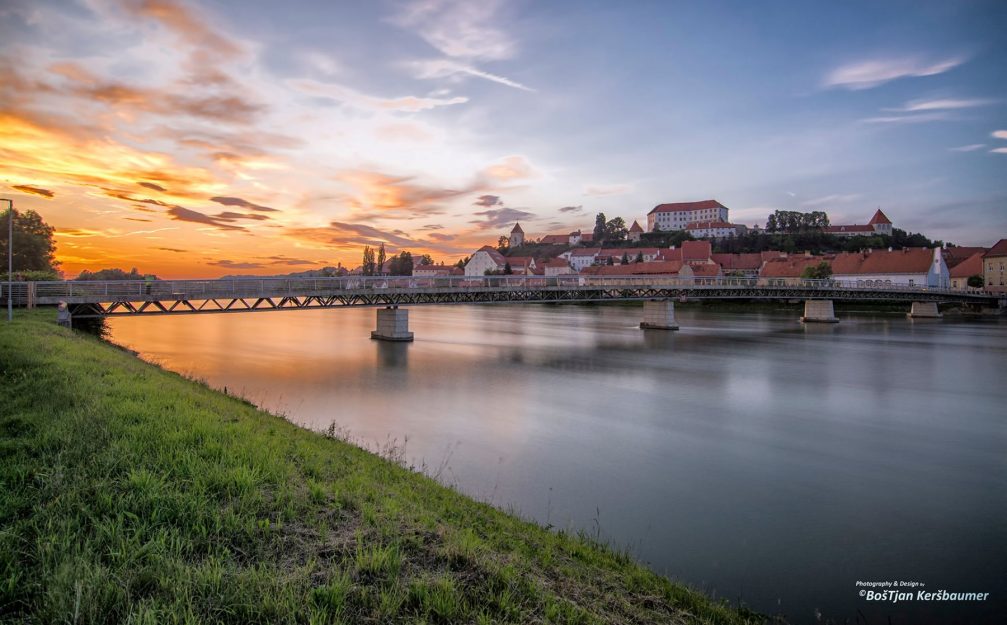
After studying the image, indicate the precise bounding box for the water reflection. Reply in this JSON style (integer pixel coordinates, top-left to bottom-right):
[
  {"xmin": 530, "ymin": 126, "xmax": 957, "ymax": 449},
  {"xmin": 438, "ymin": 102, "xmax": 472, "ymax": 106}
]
[{"xmin": 107, "ymin": 305, "xmax": 1007, "ymax": 624}]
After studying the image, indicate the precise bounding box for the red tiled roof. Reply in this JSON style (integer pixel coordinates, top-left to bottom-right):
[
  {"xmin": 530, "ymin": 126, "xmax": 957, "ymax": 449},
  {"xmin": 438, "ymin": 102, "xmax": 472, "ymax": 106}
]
[
  {"xmin": 505, "ymin": 256, "xmax": 535, "ymax": 267},
  {"xmin": 539, "ymin": 234, "xmax": 568, "ymax": 245},
  {"xmin": 949, "ymin": 252, "xmax": 984, "ymax": 278},
  {"xmin": 831, "ymin": 248, "xmax": 935, "ymax": 275},
  {"xmin": 690, "ymin": 264, "xmax": 722, "ymax": 277},
  {"xmin": 570, "ymin": 247, "xmax": 602, "ymax": 257},
  {"xmin": 681, "ymin": 240, "xmax": 712, "ymax": 261},
  {"xmin": 649, "ymin": 199, "xmax": 727, "ymax": 214},
  {"xmin": 759, "ymin": 257, "xmax": 824, "ymax": 278},
  {"xmin": 629, "ymin": 220, "xmax": 644, "ymax": 232},
  {"xmin": 599, "ymin": 248, "xmax": 659, "ymax": 257},
  {"xmin": 711, "ymin": 253, "xmax": 764, "ymax": 271},
  {"xmin": 657, "ymin": 248, "xmax": 682, "ymax": 262},
  {"xmin": 581, "ymin": 261, "xmax": 687, "ymax": 276},
  {"xmin": 868, "ymin": 209, "xmax": 892, "ymax": 225},
  {"xmin": 943, "ymin": 246, "xmax": 987, "ymax": 267},
  {"xmin": 542, "ymin": 259, "xmax": 571, "ymax": 268},
  {"xmin": 476, "ymin": 245, "xmax": 507, "ymax": 265},
  {"xmin": 984, "ymin": 239, "xmax": 1007, "ymax": 258}
]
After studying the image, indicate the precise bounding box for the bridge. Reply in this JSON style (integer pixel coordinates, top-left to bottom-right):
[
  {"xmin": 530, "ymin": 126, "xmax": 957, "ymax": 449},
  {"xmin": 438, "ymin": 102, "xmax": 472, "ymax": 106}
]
[{"xmin": 3, "ymin": 275, "xmax": 1002, "ymax": 340}]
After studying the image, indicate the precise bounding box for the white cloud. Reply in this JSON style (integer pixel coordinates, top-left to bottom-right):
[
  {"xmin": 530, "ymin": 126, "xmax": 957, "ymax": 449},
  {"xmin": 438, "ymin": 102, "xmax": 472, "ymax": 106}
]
[
  {"xmin": 885, "ymin": 98, "xmax": 993, "ymax": 112},
  {"xmin": 823, "ymin": 56, "xmax": 965, "ymax": 90},
  {"xmin": 861, "ymin": 113, "xmax": 951, "ymax": 124},
  {"xmin": 289, "ymin": 79, "xmax": 468, "ymax": 112},
  {"xmin": 991, "ymin": 147, "xmax": 1007, "ymax": 154},
  {"xmin": 407, "ymin": 59, "xmax": 533, "ymax": 91},
  {"xmin": 992, "ymin": 130, "xmax": 1007, "ymax": 140},
  {"xmin": 584, "ymin": 183, "xmax": 633, "ymax": 197},
  {"xmin": 802, "ymin": 193, "xmax": 860, "ymax": 207},
  {"xmin": 949, "ymin": 144, "xmax": 986, "ymax": 152},
  {"xmin": 393, "ymin": 0, "xmax": 515, "ymax": 61}
]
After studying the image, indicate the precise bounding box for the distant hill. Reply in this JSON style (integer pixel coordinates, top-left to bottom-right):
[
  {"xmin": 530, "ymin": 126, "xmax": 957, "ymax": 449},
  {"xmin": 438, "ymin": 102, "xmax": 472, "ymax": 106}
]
[{"xmin": 218, "ymin": 266, "xmax": 346, "ymax": 279}]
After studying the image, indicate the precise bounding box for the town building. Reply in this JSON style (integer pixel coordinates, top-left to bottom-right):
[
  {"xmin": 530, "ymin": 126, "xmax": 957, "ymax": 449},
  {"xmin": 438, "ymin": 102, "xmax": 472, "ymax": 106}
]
[
  {"xmin": 949, "ymin": 252, "xmax": 984, "ymax": 290},
  {"xmin": 712, "ymin": 252, "xmax": 780, "ymax": 277},
  {"xmin": 825, "ymin": 209, "xmax": 893, "ymax": 237},
  {"xmin": 508, "ymin": 223, "xmax": 525, "ymax": 248},
  {"xmin": 628, "ymin": 220, "xmax": 644, "ymax": 242},
  {"xmin": 647, "ymin": 200, "xmax": 729, "ymax": 232},
  {"xmin": 542, "ymin": 259, "xmax": 574, "ymax": 276},
  {"xmin": 831, "ymin": 247, "xmax": 948, "ymax": 288},
  {"xmin": 596, "ymin": 248, "xmax": 661, "ymax": 265},
  {"xmin": 658, "ymin": 240, "xmax": 716, "ymax": 266},
  {"xmin": 758, "ymin": 255, "xmax": 830, "ymax": 285},
  {"xmin": 983, "ymin": 239, "xmax": 1007, "ymax": 292},
  {"xmin": 412, "ymin": 263, "xmax": 453, "ymax": 277},
  {"xmin": 464, "ymin": 246, "xmax": 508, "ymax": 276},
  {"xmin": 684, "ymin": 220, "xmax": 746, "ymax": 239},
  {"xmin": 538, "ymin": 234, "xmax": 569, "ymax": 245},
  {"xmin": 566, "ymin": 248, "xmax": 602, "ymax": 272}
]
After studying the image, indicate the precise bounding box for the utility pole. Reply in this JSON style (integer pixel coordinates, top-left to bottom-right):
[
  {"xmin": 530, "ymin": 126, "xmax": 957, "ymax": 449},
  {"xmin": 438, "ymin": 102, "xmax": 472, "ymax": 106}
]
[{"xmin": 3, "ymin": 199, "xmax": 12, "ymax": 322}]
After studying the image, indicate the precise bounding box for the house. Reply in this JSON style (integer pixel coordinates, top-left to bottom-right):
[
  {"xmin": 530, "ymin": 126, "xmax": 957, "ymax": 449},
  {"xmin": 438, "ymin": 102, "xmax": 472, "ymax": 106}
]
[
  {"xmin": 464, "ymin": 246, "xmax": 508, "ymax": 276},
  {"xmin": 542, "ymin": 259, "xmax": 574, "ymax": 276},
  {"xmin": 647, "ymin": 199, "xmax": 729, "ymax": 233},
  {"xmin": 580, "ymin": 260, "xmax": 694, "ymax": 278},
  {"xmin": 831, "ymin": 247, "xmax": 948, "ymax": 288},
  {"xmin": 538, "ymin": 234, "xmax": 569, "ymax": 245},
  {"xmin": 505, "ymin": 256, "xmax": 537, "ymax": 275},
  {"xmin": 597, "ymin": 248, "xmax": 660, "ymax": 264},
  {"xmin": 983, "ymin": 239, "xmax": 1007, "ymax": 293},
  {"xmin": 825, "ymin": 209, "xmax": 893, "ymax": 237},
  {"xmin": 758, "ymin": 256, "xmax": 829, "ymax": 285},
  {"xmin": 508, "ymin": 223, "xmax": 525, "ymax": 248},
  {"xmin": 628, "ymin": 220, "xmax": 644, "ymax": 242},
  {"xmin": 712, "ymin": 252, "xmax": 770, "ymax": 277},
  {"xmin": 949, "ymin": 252, "xmax": 984, "ymax": 290},
  {"xmin": 412, "ymin": 263, "xmax": 453, "ymax": 277},
  {"xmin": 658, "ymin": 240, "xmax": 715, "ymax": 265},
  {"xmin": 943, "ymin": 246, "xmax": 988, "ymax": 270},
  {"xmin": 685, "ymin": 220, "xmax": 746, "ymax": 239},
  {"xmin": 568, "ymin": 248, "xmax": 602, "ymax": 271}
]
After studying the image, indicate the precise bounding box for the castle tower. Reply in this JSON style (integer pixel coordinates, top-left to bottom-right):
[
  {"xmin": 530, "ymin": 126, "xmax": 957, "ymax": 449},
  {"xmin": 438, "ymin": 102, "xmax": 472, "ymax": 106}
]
[
  {"xmin": 869, "ymin": 209, "xmax": 892, "ymax": 236},
  {"xmin": 628, "ymin": 220, "xmax": 644, "ymax": 242},
  {"xmin": 509, "ymin": 222, "xmax": 525, "ymax": 248}
]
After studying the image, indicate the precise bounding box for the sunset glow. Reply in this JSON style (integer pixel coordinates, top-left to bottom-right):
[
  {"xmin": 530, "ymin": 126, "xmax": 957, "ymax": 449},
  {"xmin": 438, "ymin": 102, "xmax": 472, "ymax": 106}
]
[{"xmin": 1, "ymin": 0, "xmax": 1005, "ymax": 277}]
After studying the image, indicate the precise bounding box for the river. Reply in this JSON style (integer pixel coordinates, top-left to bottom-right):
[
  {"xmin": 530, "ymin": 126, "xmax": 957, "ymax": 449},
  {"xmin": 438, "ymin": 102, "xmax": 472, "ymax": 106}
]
[{"xmin": 107, "ymin": 304, "xmax": 1007, "ymax": 624}]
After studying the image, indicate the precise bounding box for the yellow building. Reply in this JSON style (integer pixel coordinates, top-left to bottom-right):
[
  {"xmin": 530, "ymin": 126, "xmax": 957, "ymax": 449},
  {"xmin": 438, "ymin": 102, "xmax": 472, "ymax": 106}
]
[{"xmin": 983, "ymin": 239, "xmax": 1007, "ymax": 293}]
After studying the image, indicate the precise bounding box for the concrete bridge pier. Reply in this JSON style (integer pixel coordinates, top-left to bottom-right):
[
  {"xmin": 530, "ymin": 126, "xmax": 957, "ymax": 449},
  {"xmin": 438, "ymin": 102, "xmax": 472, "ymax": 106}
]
[
  {"xmin": 640, "ymin": 299, "xmax": 679, "ymax": 330},
  {"xmin": 371, "ymin": 306, "xmax": 414, "ymax": 342},
  {"xmin": 801, "ymin": 300, "xmax": 839, "ymax": 323},
  {"xmin": 907, "ymin": 301, "xmax": 942, "ymax": 319}
]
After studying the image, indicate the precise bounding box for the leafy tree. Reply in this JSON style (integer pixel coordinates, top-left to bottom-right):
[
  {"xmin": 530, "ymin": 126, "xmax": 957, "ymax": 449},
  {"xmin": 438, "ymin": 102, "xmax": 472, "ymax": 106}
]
[
  {"xmin": 606, "ymin": 256, "xmax": 614, "ymax": 266},
  {"xmin": 497, "ymin": 235, "xmax": 510, "ymax": 253},
  {"xmin": 605, "ymin": 217, "xmax": 628, "ymax": 243},
  {"xmin": 387, "ymin": 251, "xmax": 414, "ymax": 276},
  {"xmin": 0, "ymin": 208, "xmax": 60, "ymax": 276},
  {"xmin": 635, "ymin": 251, "xmax": 644, "ymax": 263},
  {"xmin": 967, "ymin": 275, "xmax": 984, "ymax": 288},
  {"xmin": 455, "ymin": 256, "xmax": 469, "ymax": 269},
  {"xmin": 621, "ymin": 252, "xmax": 630, "ymax": 265},
  {"xmin": 376, "ymin": 243, "xmax": 386, "ymax": 274},
  {"xmin": 503, "ymin": 261, "xmax": 513, "ymax": 275},
  {"xmin": 593, "ymin": 213, "xmax": 607, "ymax": 244},
  {"xmin": 419, "ymin": 254, "xmax": 434, "ymax": 266},
  {"xmin": 800, "ymin": 261, "xmax": 833, "ymax": 280},
  {"xmin": 362, "ymin": 246, "xmax": 376, "ymax": 276},
  {"xmin": 77, "ymin": 267, "xmax": 157, "ymax": 281}
]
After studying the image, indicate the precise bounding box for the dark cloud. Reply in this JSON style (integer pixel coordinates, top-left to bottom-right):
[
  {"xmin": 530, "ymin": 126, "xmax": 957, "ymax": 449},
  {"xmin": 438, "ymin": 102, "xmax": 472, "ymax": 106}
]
[
  {"xmin": 138, "ymin": 181, "xmax": 166, "ymax": 191},
  {"xmin": 420, "ymin": 224, "xmax": 444, "ymax": 230},
  {"xmin": 12, "ymin": 184, "xmax": 54, "ymax": 198},
  {"xmin": 559, "ymin": 205, "xmax": 583, "ymax": 213},
  {"xmin": 124, "ymin": 217, "xmax": 152, "ymax": 222},
  {"xmin": 471, "ymin": 207, "xmax": 535, "ymax": 230},
  {"xmin": 210, "ymin": 196, "xmax": 278, "ymax": 212},
  {"xmin": 167, "ymin": 206, "xmax": 247, "ymax": 231},
  {"xmin": 258, "ymin": 255, "xmax": 317, "ymax": 266},
  {"xmin": 208, "ymin": 259, "xmax": 265, "ymax": 269},
  {"xmin": 156, "ymin": 247, "xmax": 188, "ymax": 253},
  {"xmin": 474, "ymin": 194, "xmax": 502, "ymax": 207},
  {"xmin": 427, "ymin": 232, "xmax": 455, "ymax": 241},
  {"xmin": 214, "ymin": 211, "xmax": 270, "ymax": 221}
]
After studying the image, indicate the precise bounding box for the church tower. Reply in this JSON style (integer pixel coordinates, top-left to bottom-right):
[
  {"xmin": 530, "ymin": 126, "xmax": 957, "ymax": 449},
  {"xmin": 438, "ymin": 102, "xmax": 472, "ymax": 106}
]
[{"xmin": 509, "ymin": 222, "xmax": 525, "ymax": 248}]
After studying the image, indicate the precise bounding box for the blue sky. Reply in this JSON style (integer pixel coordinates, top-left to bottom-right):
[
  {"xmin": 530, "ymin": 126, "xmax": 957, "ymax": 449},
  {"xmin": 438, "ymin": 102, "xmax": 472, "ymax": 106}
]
[{"xmin": 0, "ymin": 0, "xmax": 1005, "ymax": 276}]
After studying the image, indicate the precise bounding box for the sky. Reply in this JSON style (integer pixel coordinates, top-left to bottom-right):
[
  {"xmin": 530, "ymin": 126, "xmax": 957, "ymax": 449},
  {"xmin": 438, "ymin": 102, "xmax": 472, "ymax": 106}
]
[{"xmin": 1, "ymin": 0, "xmax": 1005, "ymax": 278}]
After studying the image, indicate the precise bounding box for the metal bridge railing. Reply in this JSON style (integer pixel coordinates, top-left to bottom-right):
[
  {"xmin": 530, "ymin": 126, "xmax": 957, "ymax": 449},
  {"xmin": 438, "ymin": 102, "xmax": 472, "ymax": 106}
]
[{"xmin": 6, "ymin": 275, "xmax": 989, "ymax": 305}]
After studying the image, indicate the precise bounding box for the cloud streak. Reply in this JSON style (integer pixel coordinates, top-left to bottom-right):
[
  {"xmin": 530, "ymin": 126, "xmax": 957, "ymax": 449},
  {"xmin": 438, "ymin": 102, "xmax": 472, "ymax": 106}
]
[
  {"xmin": 824, "ymin": 56, "xmax": 965, "ymax": 90},
  {"xmin": 290, "ymin": 79, "xmax": 468, "ymax": 112},
  {"xmin": 12, "ymin": 184, "xmax": 55, "ymax": 198}
]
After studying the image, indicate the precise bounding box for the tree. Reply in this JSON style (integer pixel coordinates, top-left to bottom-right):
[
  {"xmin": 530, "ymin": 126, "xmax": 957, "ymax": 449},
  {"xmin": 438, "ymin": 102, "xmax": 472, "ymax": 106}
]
[
  {"xmin": 497, "ymin": 235, "xmax": 510, "ymax": 253},
  {"xmin": 621, "ymin": 252, "xmax": 630, "ymax": 265},
  {"xmin": 77, "ymin": 268, "xmax": 156, "ymax": 281},
  {"xmin": 0, "ymin": 208, "xmax": 60, "ymax": 277},
  {"xmin": 503, "ymin": 261, "xmax": 513, "ymax": 275},
  {"xmin": 800, "ymin": 261, "xmax": 833, "ymax": 280},
  {"xmin": 376, "ymin": 243, "xmax": 386, "ymax": 275},
  {"xmin": 387, "ymin": 251, "xmax": 414, "ymax": 276},
  {"xmin": 635, "ymin": 251, "xmax": 644, "ymax": 263},
  {"xmin": 455, "ymin": 256, "xmax": 469, "ymax": 269},
  {"xmin": 967, "ymin": 275, "xmax": 984, "ymax": 288},
  {"xmin": 362, "ymin": 246, "xmax": 376, "ymax": 276},
  {"xmin": 420, "ymin": 254, "xmax": 434, "ymax": 266},
  {"xmin": 593, "ymin": 213, "xmax": 607, "ymax": 244},
  {"xmin": 606, "ymin": 256, "xmax": 614, "ymax": 266},
  {"xmin": 605, "ymin": 217, "xmax": 628, "ymax": 243}
]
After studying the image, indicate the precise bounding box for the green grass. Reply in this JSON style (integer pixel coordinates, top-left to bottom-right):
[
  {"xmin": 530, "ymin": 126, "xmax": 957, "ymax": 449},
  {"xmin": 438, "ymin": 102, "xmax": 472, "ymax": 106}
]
[{"xmin": 0, "ymin": 310, "xmax": 770, "ymax": 624}]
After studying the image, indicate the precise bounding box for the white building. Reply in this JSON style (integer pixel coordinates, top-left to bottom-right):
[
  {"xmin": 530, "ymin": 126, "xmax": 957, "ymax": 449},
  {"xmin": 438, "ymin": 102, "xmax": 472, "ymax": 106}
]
[
  {"xmin": 831, "ymin": 247, "xmax": 949, "ymax": 288},
  {"xmin": 508, "ymin": 223, "xmax": 525, "ymax": 248},
  {"xmin": 825, "ymin": 209, "xmax": 893, "ymax": 237},
  {"xmin": 647, "ymin": 200, "xmax": 729, "ymax": 232},
  {"xmin": 464, "ymin": 246, "xmax": 508, "ymax": 276},
  {"xmin": 684, "ymin": 220, "xmax": 746, "ymax": 239},
  {"xmin": 568, "ymin": 248, "xmax": 601, "ymax": 271}
]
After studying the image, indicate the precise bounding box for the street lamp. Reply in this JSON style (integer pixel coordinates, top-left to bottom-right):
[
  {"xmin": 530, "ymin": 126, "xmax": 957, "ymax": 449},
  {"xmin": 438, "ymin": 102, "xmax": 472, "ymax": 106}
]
[{"xmin": 2, "ymin": 198, "xmax": 12, "ymax": 322}]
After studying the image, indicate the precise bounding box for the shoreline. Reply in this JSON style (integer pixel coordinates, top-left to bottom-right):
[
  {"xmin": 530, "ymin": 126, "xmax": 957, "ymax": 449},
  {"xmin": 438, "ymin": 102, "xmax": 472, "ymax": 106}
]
[{"xmin": 0, "ymin": 310, "xmax": 770, "ymax": 624}]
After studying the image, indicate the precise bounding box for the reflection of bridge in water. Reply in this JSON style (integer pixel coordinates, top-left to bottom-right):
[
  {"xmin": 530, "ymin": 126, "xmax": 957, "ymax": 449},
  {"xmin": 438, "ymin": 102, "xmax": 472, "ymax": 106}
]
[{"xmin": 6, "ymin": 275, "xmax": 1003, "ymax": 340}]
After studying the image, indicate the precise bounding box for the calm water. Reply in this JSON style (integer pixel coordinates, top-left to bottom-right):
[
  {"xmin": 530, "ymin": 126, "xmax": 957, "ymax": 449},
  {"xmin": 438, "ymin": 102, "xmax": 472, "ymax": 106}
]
[{"xmin": 108, "ymin": 305, "xmax": 1007, "ymax": 623}]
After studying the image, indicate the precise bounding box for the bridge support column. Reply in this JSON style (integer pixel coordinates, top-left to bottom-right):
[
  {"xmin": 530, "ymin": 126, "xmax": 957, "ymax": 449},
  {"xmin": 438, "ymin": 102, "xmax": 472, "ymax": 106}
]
[
  {"xmin": 907, "ymin": 301, "xmax": 941, "ymax": 319},
  {"xmin": 370, "ymin": 306, "xmax": 414, "ymax": 342},
  {"xmin": 640, "ymin": 299, "xmax": 679, "ymax": 330},
  {"xmin": 801, "ymin": 300, "xmax": 838, "ymax": 323}
]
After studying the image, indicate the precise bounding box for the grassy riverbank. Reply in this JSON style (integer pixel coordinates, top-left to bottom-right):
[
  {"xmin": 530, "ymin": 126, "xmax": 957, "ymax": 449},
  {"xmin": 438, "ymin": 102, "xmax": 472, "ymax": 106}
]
[{"xmin": 0, "ymin": 311, "xmax": 766, "ymax": 624}]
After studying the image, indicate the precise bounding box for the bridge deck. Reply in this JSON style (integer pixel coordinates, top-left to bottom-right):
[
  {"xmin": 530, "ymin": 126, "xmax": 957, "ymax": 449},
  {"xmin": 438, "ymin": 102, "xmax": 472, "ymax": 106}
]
[{"xmin": 2, "ymin": 276, "xmax": 1000, "ymax": 317}]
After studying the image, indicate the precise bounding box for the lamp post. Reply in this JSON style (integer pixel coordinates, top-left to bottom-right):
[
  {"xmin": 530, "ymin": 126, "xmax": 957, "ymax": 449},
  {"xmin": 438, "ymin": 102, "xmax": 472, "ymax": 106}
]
[{"xmin": 3, "ymin": 198, "xmax": 12, "ymax": 322}]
